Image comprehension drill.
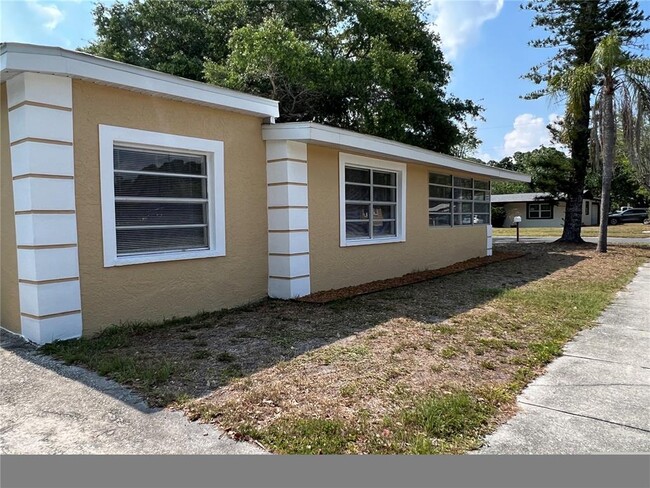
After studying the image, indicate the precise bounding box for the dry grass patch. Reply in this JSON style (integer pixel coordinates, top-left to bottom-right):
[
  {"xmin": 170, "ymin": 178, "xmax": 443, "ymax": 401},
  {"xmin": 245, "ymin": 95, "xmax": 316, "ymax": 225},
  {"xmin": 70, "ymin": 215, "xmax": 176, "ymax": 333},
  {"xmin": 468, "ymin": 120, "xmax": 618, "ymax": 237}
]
[
  {"xmin": 43, "ymin": 243, "xmax": 650, "ymax": 454},
  {"xmin": 493, "ymin": 223, "xmax": 650, "ymax": 239}
]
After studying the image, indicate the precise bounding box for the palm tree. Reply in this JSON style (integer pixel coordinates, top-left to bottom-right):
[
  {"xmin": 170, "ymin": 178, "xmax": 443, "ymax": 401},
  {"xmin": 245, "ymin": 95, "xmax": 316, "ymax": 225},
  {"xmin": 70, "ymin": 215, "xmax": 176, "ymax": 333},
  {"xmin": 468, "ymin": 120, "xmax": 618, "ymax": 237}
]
[{"xmin": 551, "ymin": 32, "xmax": 650, "ymax": 252}]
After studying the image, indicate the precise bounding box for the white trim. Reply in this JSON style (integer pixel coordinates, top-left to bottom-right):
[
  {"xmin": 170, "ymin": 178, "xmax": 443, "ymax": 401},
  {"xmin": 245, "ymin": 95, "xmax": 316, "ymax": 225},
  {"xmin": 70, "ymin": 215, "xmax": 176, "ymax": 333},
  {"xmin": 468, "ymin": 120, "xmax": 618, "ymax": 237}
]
[
  {"xmin": 99, "ymin": 125, "xmax": 226, "ymax": 267},
  {"xmin": 1, "ymin": 43, "xmax": 279, "ymax": 118},
  {"xmin": 268, "ymin": 276, "xmax": 311, "ymax": 299},
  {"xmin": 263, "ymin": 122, "xmax": 530, "ymax": 183},
  {"xmin": 7, "ymin": 104, "xmax": 73, "ymax": 143},
  {"xmin": 6, "ymin": 73, "xmax": 82, "ymax": 343},
  {"xmin": 21, "ymin": 312, "xmax": 83, "ymax": 345},
  {"xmin": 339, "ymin": 153, "xmax": 407, "ymax": 248},
  {"xmin": 268, "ymin": 231, "xmax": 310, "ymax": 255}
]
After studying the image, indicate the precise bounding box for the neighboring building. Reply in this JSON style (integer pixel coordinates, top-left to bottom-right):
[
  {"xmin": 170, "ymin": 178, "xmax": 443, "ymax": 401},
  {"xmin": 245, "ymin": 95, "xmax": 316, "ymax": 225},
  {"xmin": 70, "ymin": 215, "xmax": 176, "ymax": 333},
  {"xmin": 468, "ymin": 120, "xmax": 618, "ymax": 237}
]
[
  {"xmin": 492, "ymin": 192, "xmax": 599, "ymax": 228},
  {"xmin": 0, "ymin": 43, "xmax": 529, "ymax": 344}
]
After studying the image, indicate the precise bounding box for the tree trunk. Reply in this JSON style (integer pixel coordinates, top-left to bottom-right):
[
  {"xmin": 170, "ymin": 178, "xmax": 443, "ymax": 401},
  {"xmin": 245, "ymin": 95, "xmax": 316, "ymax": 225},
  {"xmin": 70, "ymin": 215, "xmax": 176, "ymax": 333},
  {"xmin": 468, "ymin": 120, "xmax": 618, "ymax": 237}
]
[
  {"xmin": 560, "ymin": 188, "xmax": 585, "ymax": 243},
  {"xmin": 558, "ymin": 91, "xmax": 591, "ymax": 244},
  {"xmin": 598, "ymin": 79, "xmax": 616, "ymax": 253}
]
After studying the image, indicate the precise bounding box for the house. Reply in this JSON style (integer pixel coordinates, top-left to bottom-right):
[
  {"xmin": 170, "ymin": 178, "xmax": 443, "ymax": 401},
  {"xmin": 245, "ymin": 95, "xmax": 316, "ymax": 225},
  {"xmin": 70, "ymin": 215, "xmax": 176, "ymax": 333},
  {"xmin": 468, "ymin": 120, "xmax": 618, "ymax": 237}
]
[
  {"xmin": 0, "ymin": 43, "xmax": 529, "ymax": 344},
  {"xmin": 491, "ymin": 192, "xmax": 599, "ymax": 228}
]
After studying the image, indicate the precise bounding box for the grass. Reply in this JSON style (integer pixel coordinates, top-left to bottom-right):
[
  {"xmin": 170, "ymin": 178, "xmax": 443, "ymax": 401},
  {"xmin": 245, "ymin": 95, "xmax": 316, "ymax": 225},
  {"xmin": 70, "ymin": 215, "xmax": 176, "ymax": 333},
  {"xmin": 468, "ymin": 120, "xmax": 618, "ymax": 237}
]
[
  {"xmin": 41, "ymin": 243, "xmax": 650, "ymax": 454},
  {"xmin": 492, "ymin": 222, "xmax": 649, "ymax": 238}
]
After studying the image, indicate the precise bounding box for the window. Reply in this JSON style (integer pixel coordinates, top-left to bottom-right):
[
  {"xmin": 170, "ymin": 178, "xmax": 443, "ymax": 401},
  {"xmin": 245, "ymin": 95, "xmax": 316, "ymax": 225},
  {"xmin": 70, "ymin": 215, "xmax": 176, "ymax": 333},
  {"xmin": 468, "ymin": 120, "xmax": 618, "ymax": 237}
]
[
  {"xmin": 585, "ymin": 201, "xmax": 590, "ymax": 215},
  {"xmin": 428, "ymin": 173, "xmax": 490, "ymax": 227},
  {"xmin": 527, "ymin": 202, "xmax": 553, "ymax": 220},
  {"xmin": 99, "ymin": 125, "xmax": 225, "ymax": 266},
  {"xmin": 339, "ymin": 153, "xmax": 406, "ymax": 246}
]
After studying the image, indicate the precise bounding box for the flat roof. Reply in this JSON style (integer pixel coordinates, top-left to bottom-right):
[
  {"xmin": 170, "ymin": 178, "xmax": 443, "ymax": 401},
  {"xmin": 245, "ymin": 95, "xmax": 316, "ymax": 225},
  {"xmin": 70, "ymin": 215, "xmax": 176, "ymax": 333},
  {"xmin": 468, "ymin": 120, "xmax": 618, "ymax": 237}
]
[
  {"xmin": 0, "ymin": 43, "xmax": 279, "ymax": 118},
  {"xmin": 263, "ymin": 122, "xmax": 531, "ymax": 183},
  {"xmin": 491, "ymin": 193, "xmax": 552, "ymax": 203}
]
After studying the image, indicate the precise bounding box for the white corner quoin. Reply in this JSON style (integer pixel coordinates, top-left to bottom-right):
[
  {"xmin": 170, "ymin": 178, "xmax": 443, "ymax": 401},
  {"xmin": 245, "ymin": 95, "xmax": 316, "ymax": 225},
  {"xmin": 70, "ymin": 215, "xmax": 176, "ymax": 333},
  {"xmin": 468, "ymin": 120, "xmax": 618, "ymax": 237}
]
[
  {"xmin": 7, "ymin": 72, "xmax": 83, "ymax": 344},
  {"xmin": 266, "ymin": 140, "xmax": 311, "ymax": 299}
]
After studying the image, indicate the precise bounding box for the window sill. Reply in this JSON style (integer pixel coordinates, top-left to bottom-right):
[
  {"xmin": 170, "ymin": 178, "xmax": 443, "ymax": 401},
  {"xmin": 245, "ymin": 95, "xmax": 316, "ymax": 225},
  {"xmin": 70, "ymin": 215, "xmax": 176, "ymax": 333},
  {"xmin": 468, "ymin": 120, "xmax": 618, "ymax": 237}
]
[
  {"xmin": 340, "ymin": 236, "xmax": 405, "ymax": 247},
  {"xmin": 105, "ymin": 248, "xmax": 224, "ymax": 267}
]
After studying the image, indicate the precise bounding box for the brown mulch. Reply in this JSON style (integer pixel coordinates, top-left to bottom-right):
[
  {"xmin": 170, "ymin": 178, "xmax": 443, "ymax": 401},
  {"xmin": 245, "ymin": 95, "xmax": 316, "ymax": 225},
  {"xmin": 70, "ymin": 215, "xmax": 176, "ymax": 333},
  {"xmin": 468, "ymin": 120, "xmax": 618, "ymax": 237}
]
[{"xmin": 297, "ymin": 251, "xmax": 525, "ymax": 303}]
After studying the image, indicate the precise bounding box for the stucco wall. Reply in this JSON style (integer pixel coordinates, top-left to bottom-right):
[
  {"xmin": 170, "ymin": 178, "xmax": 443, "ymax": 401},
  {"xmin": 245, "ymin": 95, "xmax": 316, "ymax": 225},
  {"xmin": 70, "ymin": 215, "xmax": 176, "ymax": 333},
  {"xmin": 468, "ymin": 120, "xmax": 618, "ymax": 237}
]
[
  {"xmin": 0, "ymin": 83, "xmax": 21, "ymax": 333},
  {"xmin": 73, "ymin": 80, "xmax": 269, "ymax": 336},
  {"xmin": 307, "ymin": 145, "xmax": 488, "ymax": 292},
  {"xmin": 502, "ymin": 202, "xmax": 565, "ymax": 228},
  {"xmin": 501, "ymin": 200, "xmax": 597, "ymax": 228}
]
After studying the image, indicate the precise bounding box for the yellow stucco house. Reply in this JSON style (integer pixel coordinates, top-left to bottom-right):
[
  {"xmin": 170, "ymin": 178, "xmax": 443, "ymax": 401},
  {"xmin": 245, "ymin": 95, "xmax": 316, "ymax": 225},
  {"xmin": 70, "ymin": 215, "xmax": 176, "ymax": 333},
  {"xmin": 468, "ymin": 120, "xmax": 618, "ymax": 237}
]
[{"xmin": 0, "ymin": 43, "xmax": 529, "ymax": 344}]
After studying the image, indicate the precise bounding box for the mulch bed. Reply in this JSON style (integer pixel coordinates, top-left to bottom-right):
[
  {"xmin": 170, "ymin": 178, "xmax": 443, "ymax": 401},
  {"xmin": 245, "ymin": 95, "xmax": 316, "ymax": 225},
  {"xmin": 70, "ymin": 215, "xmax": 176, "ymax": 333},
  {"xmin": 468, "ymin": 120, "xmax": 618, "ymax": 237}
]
[{"xmin": 297, "ymin": 251, "xmax": 526, "ymax": 303}]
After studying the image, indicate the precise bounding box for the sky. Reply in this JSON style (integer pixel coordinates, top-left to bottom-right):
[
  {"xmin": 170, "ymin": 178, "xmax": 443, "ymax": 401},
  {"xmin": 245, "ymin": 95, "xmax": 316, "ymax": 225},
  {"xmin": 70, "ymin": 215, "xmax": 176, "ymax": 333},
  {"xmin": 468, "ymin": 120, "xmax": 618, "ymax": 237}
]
[{"xmin": 2, "ymin": 0, "xmax": 649, "ymax": 162}]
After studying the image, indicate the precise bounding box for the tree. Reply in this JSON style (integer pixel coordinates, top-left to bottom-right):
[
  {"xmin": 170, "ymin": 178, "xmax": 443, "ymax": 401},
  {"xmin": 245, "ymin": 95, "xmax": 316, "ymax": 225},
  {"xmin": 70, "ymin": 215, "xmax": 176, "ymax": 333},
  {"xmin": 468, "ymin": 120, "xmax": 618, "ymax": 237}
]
[
  {"xmin": 488, "ymin": 147, "xmax": 574, "ymax": 195},
  {"xmin": 523, "ymin": 0, "xmax": 649, "ymax": 243},
  {"xmin": 85, "ymin": 0, "xmax": 482, "ymax": 156},
  {"xmin": 551, "ymin": 32, "xmax": 650, "ymax": 252}
]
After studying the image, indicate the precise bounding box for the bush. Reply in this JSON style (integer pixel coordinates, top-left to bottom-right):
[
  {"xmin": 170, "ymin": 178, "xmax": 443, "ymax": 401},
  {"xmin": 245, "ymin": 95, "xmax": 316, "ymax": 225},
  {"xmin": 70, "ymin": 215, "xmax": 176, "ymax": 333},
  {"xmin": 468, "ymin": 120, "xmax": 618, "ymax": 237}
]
[{"xmin": 491, "ymin": 206, "xmax": 507, "ymax": 228}]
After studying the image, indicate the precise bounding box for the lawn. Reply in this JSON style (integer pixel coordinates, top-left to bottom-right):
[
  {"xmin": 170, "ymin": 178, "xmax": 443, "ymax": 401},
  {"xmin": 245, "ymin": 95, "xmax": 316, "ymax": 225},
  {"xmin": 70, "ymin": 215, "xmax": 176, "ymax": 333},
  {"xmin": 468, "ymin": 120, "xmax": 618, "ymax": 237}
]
[
  {"xmin": 42, "ymin": 242, "xmax": 650, "ymax": 454},
  {"xmin": 492, "ymin": 222, "xmax": 649, "ymax": 239}
]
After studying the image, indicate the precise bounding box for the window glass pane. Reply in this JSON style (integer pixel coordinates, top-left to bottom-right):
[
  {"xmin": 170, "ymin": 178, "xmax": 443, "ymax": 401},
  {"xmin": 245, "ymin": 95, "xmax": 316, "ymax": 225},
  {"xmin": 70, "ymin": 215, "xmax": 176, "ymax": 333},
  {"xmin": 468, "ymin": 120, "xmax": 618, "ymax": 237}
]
[
  {"xmin": 429, "ymin": 173, "xmax": 452, "ymax": 186},
  {"xmin": 345, "ymin": 167, "xmax": 370, "ymax": 184},
  {"xmin": 373, "ymin": 187, "xmax": 396, "ymax": 202},
  {"xmin": 541, "ymin": 210, "xmax": 552, "ymax": 218},
  {"xmin": 460, "ymin": 214, "xmax": 473, "ymax": 225},
  {"xmin": 453, "ymin": 202, "xmax": 473, "ymax": 213},
  {"xmin": 373, "ymin": 204, "xmax": 396, "ymax": 220},
  {"xmin": 474, "ymin": 190, "xmax": 488, "ymax": 201},
  {"xmin": 429, "ymin": 185, "xmax": 452, "ymax": 199},
  {"xmin": 453, "ymin": 188, "xmax": 474, "ymax": 200},
  {"xmin": 474, "ymin": 214, "xmax": 490, "ymax": 224},
  {"xmin": 114, "ymin": 147, "xmax": 206, "ymax": 175},
  {"xmin": 453, "ymin": 214, "xmax": 462, "ymax": 226},
  {"xmin": 346, "ymin": 222, "xmax": 370, "ymax": 239},
  {"xmin": 373, "ymin": 220, "xmax": 396, "ymax": 237},
  {"xmin": 474, "ymin": 202, "xmax": 490, "ymax": 214},
  {"xmin": 540, "ymin": 203, "xmax": 552, "ymax": 211},
  {"xmin": 115, "ymin": 202, "xmax": 207, "ymax": 226},
  {"xmin": 117, "ymin": 227, "xmax": 208, "ymax": 254},
  {"xmin": 429, "ymin": 214, "xmax": 451, "ymax": 226},
  {"xmin": 429, "ymin": 200, "xmax": 451, "ymax": 213},
  {"xmin": 474, "ymin": 180, "xmax": 489, "ymax": 190},
  {"xmin": 115, "ymin": 173, "xmax": 206, "ymax": 199},
  {"xmin": 345, "ymin": 184, "xmax": 371, "ymax": 201},
  {"xmin": 346, "ymin": 204, "xmax": 370, "ymax": 220},
  {"xmin": 454, "ymin": 176, "xmax": 472, "ymax": 188},
  {"xmin": 373, "ymin": 170, "xmax": 396, "ymax": 186}
]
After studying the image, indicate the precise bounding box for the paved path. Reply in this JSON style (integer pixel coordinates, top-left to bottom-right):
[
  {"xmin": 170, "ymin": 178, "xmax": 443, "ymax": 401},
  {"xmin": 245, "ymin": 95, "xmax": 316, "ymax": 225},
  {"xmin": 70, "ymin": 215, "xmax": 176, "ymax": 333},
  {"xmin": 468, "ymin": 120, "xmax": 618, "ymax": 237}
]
[
  {"xmin": 0, "ymin": 333, "xmax": 265, "ymax": 454},
  {"xmin": 479, "ymin": 263, "xmax": 650, "ymax": 454},
  {"xmin": 494, "ymin": 236, "xmax": 650, "ymax": 245}
]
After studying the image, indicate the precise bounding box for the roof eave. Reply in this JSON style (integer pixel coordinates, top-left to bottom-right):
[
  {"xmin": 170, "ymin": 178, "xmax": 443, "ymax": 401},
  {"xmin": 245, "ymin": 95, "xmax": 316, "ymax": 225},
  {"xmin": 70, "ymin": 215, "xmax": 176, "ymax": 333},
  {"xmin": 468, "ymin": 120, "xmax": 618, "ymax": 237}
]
[
  {"xmin": 0, "ymin": 43, "xmax": 279, "ymax": 119},
  {"xmin": 262, "ymin": 122, "xmax": 531, "ymax": 183}
]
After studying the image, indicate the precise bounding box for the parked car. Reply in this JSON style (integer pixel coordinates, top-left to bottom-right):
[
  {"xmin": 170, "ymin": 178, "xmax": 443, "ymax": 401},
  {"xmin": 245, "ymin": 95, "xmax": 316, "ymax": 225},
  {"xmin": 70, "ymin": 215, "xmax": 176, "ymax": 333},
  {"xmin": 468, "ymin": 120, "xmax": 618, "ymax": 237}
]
[{"xmin": 607, "ymin": 208, "xmax": 649, "ymax": 225}]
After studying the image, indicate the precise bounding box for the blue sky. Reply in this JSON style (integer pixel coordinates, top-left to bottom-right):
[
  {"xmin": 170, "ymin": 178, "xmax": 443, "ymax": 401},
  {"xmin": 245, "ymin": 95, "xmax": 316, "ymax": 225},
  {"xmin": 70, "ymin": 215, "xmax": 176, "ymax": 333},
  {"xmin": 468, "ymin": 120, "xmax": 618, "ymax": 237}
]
[{"xmin": 2, "ymin": 0, "xmax": 649, "ymax": 161}]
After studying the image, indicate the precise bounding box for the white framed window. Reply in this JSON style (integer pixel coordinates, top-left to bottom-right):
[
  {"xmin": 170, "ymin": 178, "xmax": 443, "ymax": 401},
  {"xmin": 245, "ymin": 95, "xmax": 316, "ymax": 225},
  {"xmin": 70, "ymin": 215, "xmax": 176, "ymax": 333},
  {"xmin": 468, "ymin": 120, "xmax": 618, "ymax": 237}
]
[
  {"xmin": 99, "ymin": 125, "xmax": 225, "ymax": 267},
  {"xmin": 339, "ymin": 153, "xmax": 406, "ymax": 247},
  {"xmin": 429, "ymin": 173, "xmax": 490, "ymax": 227},
  {"xmin": 527, "ymin": 202, "xmax": 553, "ymax": 220}
]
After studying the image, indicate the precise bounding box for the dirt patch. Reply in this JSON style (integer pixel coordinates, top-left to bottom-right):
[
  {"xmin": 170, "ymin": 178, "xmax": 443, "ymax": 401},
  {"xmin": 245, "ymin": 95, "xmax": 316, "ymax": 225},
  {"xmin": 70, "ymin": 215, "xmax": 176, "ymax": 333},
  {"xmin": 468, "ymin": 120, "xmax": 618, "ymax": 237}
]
[
  {"xmin": 43, "ymin": 242, "xmax": 650, "ymax": 454},
  {"xmin": 298, "ymin": 252, "xmax": 525, "ymax": 303}
]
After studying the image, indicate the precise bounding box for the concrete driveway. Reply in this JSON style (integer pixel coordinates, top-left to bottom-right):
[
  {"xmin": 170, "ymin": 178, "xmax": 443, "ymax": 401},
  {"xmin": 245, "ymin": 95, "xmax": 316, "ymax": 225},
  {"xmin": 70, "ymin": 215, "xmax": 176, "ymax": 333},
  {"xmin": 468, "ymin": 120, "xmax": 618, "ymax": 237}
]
[
  {"xmin": 479, "ymin": 263, "xmax": 650, "ymax": 454},
  {"xmin": 0, "ymin": 333, "xmax": 265, "ymax": 454}
]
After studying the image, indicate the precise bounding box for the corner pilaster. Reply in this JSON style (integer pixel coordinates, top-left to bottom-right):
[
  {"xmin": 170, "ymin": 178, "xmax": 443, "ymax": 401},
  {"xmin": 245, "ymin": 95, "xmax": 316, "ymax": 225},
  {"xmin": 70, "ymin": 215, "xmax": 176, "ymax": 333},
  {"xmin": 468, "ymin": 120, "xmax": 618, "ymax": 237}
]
[
  {"xmin": 266, "ymin": 140, "xmax": 311, "ymax": 298},
  {"xmin": 7, "ymin": 73, "xmax": 83, "ymax": 343}
]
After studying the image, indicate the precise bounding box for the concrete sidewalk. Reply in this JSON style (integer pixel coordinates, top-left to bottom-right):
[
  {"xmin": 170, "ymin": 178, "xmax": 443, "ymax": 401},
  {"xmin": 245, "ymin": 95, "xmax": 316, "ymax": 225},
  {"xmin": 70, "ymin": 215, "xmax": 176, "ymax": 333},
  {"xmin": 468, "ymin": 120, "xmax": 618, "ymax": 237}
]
[
  {"xmin": 0, "ymin": 333, "xmax": 265, "ymax": 454},
  {"xmin": 479, "ymin": 263, "xmax": 650, "ymax": 454}
]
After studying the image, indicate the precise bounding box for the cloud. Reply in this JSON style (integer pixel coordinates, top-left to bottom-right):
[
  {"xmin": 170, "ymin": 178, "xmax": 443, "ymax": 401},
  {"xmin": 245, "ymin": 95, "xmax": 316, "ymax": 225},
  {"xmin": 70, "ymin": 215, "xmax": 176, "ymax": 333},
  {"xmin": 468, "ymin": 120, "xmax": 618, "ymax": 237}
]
[
  {"xmin": 502, "ymin": 113, "xmax": 566, "ymax": 156},
  {"xmin": 26, "ymin": 0, "xmax": 64, "ymax": 31},
  {"xmin": 426, "ymin": 0, "xmax": 504, "ymax": 60}
]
